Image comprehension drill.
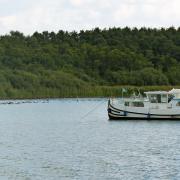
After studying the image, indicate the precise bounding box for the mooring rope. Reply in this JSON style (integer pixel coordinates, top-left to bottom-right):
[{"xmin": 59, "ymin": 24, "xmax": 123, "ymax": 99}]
[{"xmin": 80, "ymin": 99, "xmax": 107, "ymax": 120}]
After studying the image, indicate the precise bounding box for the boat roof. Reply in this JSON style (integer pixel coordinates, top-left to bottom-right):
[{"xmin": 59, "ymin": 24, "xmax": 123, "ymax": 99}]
[
  {"xmin": 145, "ymin": 89, "xmax": 180, "ymax": 95},
  {"xmin": 144, "ymin": 91, "xmax": 170, "ymax": 95}
]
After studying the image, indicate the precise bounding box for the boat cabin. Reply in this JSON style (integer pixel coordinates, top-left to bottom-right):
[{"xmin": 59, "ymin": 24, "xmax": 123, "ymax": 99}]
[
  {"xmin": 122, "ymin": 89, "xmax": 180, "ymax": 108},
  {"xmin": 145, "ymin": 89, "xmax": 180, "ymax": 108},
  {"xmin": 145, "ymin": 91, "xmax": 170, "ymax": 104}
]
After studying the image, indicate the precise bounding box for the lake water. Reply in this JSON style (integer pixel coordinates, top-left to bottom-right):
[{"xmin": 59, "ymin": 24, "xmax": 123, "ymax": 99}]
[{"xmin": 0, "ymin": 98, "xmax": 180, "ymax": 179}]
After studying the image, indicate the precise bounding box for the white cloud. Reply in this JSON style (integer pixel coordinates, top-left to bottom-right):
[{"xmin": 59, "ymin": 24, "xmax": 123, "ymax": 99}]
[
  {"xmin": 70, "ymin": 0, "xmax": 83, "ymax": 6},
  {"xmin": 0, "ymin": 0, "xmax": 180, "ymax": 35},
  {"xmin": 113, "ymin": 4, "xmax": 136, "ymax": 21},
  {"xmin": 0, "ymin": 15, "xmax": 16, "ymax": 26}
]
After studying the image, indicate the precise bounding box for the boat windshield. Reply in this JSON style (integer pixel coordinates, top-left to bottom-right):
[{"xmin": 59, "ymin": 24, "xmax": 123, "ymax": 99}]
[{"xmin": 147, "ymin": 94, "xmax": 168, "ymax": 103}]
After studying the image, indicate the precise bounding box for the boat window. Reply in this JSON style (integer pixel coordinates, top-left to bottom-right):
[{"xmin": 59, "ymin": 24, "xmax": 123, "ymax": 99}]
[
  {"xmin": 148, "ymin": 95, "xmax": 158, "ymax": 103},
  {"xmin": 157, "ymin": 94, "xmax": 161, "ymax": 103},
  {"xmin": 132, "ymin": 102, "xmax": 144, "ymax": 107},
  {"xmin": 168, "ymin": 94, "xmax": 174, "ymax": 102},
  {"xmin": 148, "ymin": 94, "xmax": 167, "ymax": 103},
  {"xmin": 161, "ymin": 94, "xmax": 167, "ymax": 103},
  {"xmin": 176, "ymin": 102, "xmax": 180, "ymax": 106},
  {"xmin": 125, "ymin": 102, "xmax": 129, "ymax": 106}
]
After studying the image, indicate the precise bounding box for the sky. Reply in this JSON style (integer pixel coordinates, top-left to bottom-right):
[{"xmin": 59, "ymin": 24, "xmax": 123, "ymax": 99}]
[{"xmin": 0, "ymin": 0, "xmax": 180, "ymax": 35}]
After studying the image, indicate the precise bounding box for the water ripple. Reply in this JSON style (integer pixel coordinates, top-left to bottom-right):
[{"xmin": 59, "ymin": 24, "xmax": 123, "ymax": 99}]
[{"xmin": 0, "ymin": 99, "xmax": 180, "ymax": 179}]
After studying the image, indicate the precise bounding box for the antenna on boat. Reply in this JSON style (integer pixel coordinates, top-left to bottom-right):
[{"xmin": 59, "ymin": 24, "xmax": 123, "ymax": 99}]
[{"xmin": 138, "ymin": 89, "xmax": 142, "ymax": 98}]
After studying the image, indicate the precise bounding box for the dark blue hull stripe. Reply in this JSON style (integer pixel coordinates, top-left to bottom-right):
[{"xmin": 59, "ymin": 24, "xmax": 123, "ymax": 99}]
[
  {"xmin": 108, "ymin": 103, "xmax": 180, "ymax": 117},
  {"xmin": 108, "ymin": 113, "xmax": 180, "ymax": 120}
]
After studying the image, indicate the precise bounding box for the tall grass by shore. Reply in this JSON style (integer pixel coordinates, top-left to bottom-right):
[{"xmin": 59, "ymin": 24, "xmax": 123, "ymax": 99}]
[{"xmin": 0, "ymin": 85, "xmax": 179, "ymax": 99}]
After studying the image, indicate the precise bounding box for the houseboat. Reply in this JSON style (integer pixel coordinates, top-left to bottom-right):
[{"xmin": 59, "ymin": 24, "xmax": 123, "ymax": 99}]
[{"xmin": 108, "ymin": 89, "xmax": 180, "ymax": 120}]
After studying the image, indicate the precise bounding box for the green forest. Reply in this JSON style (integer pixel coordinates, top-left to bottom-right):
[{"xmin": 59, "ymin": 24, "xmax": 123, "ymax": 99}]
[{"xmin": 0, "ymin": 27, "xmax": 180, "ymax": 98}]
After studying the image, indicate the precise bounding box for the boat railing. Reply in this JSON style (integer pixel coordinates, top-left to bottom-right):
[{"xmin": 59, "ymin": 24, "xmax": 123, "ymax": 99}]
[{"xmin": 110, "ymin": 98, "xmax": 123, "ymax": 106}]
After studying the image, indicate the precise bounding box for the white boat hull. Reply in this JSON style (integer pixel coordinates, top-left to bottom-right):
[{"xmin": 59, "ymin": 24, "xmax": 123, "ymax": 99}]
[{"xmin": 108, "ymin": 99, "xmax": 180, "ymax": 120}]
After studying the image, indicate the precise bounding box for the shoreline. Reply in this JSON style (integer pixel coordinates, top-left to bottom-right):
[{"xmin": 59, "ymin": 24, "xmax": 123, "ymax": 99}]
[
  {"xmin": 0, "ymin": 85, "xmax": 179, "ymax": 100},
  {"xmin": 0, "ymin": 96, "xmax": 109, "ymax": 101}
]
